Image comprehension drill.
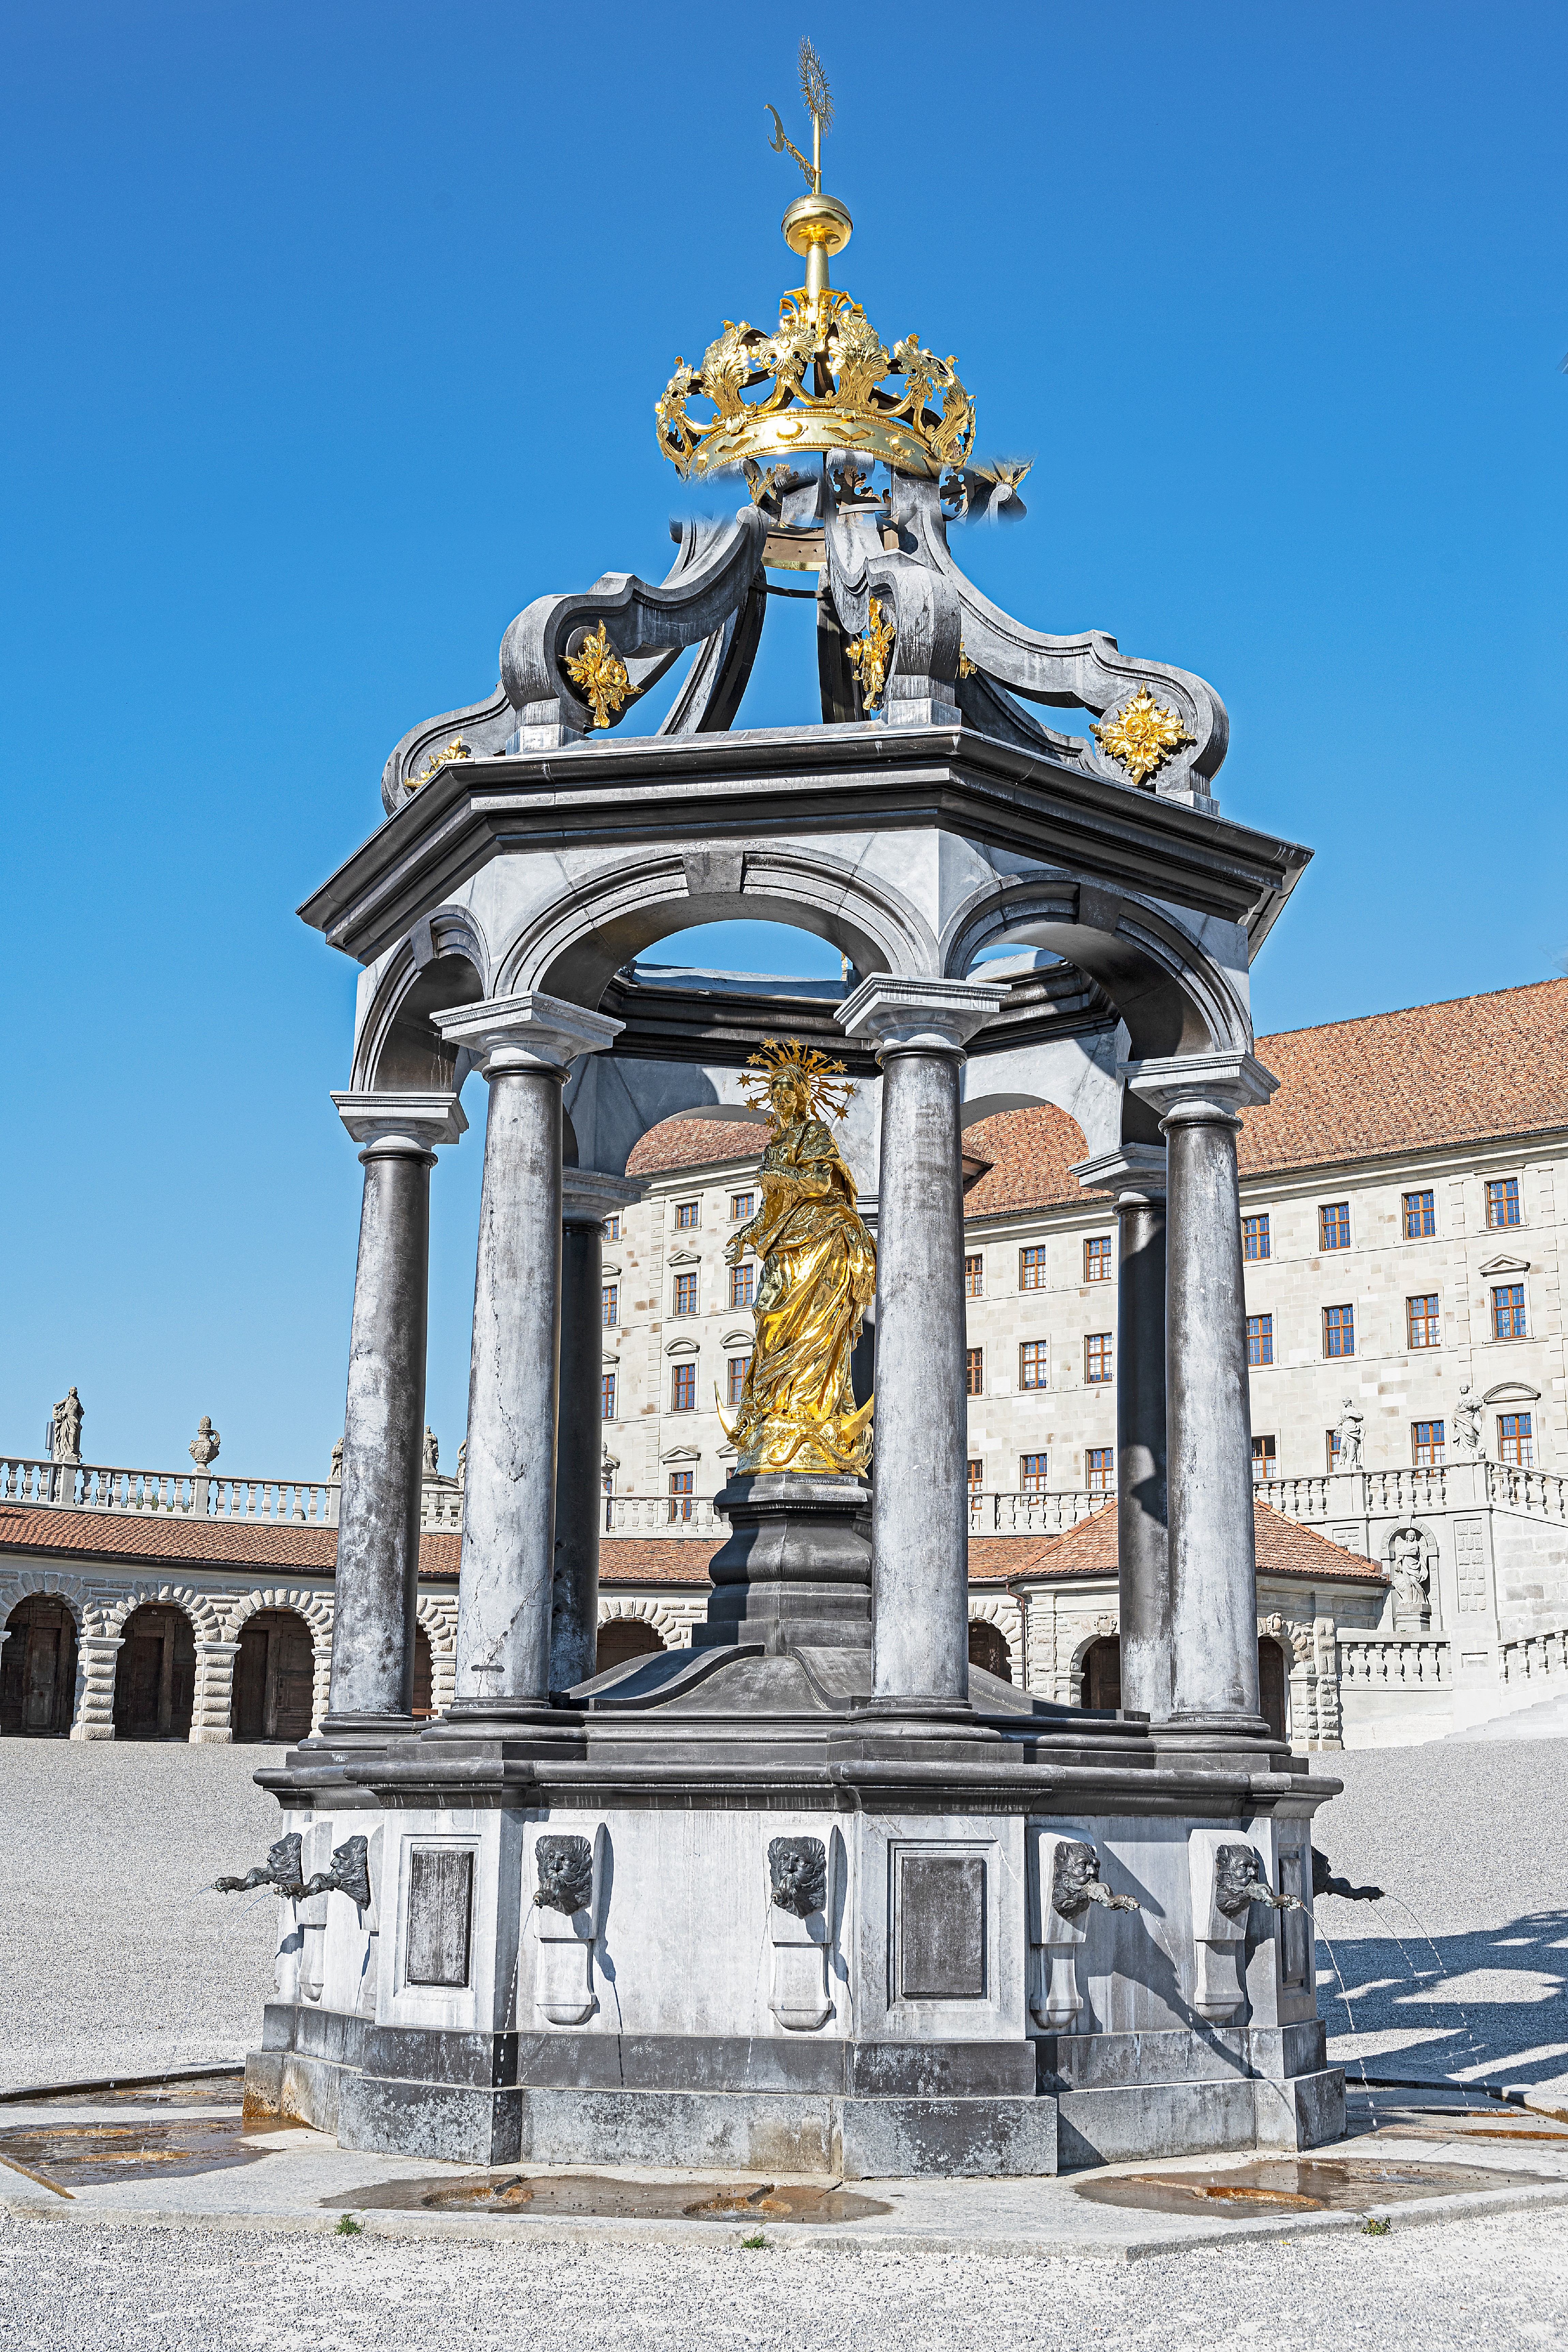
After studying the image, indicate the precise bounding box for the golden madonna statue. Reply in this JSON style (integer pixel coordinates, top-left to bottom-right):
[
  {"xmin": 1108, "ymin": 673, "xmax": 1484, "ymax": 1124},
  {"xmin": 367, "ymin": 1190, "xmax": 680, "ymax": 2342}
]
[{"xmin": 720, "ymin": 1040, "xmax": 876, "ymax": 1476}]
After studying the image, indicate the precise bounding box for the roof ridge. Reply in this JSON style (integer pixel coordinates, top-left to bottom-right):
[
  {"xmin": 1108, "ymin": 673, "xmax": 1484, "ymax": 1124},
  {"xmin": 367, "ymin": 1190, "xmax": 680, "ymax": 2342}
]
[{"xmin": 1257, "ymin": 973, "xmax": 1568, "ymax": 1050}]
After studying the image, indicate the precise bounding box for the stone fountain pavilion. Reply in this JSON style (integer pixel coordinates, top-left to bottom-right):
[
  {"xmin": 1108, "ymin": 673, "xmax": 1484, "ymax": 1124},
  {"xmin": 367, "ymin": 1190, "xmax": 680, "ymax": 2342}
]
[{"xmin": 241, "ymin": 77, "xmax": 1339, "ymax": 2176}]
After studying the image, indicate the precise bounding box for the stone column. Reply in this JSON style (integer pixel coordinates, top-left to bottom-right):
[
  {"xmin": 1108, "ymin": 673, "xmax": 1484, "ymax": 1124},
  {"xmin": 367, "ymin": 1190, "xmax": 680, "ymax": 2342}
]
[
  {"xmin": 551, "ymin": 1167, "xmax": 645, "ymax": 1692},
  {"xmin": 317, "ymin": 1092, "xmax": 467, "ymax": 1742},
  {"xmin": 1072, "ymin": 1144, "xmax": 1170, "ymax": 1719},
  {"xmin": 837, "ymin": 976, "xmax": 1007, "ymax": 1709},
  {"xmin": 70, "ymin": 1635, "xmax": 121, "ymax": 1740},
  {"xmin": 429, "ymin": 992, "xmax": 623, "ymax": 1724},
  {"xmin": 189, "ymin": 1640, "xmax": 241, "ymax": 1744},
  {"xmin": 1127, "ymin": 1051, "xmax": 1277, "ymax": 1737}
]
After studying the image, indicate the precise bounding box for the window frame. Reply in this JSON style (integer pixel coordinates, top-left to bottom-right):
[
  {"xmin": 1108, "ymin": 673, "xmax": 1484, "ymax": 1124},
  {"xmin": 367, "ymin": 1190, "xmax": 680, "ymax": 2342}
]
[
  {"xmin": 1020, "ymin": 1244, "xmax": 1047, "ymax": 1292},
  {"xmin": 728, "ymin": 1261, "xmax": 755, "ymax": 1310},
  {"xmin": 1485, "ymin": 1176, "xmax": 1522, "ymax": 1230},
  {"xmin": 725, "ymin": 1352, "xmax": 752, "ymax": 1407},
  {"xmin": 670, "ymin": 1362, "xmax": 697, "ymax": 1412},
  {"xmin": 1246, "ymin": 1312, "xmax": 1274, "ymax": 1368},
  {"xmin": 730, "ymin": 1191, "xmax": 755, "ymax": 1223},
  {"xmin": 1498, "ymin": 1411, "xmax": 1535, "ymax": 1466},
  {"xmin": 965, "ymin": 1345, "xmax": 985, "ymax": 1398},
  {"xmin": 1406, "ymin": 1293, "xmax": 1441, "ymax": 1350},
  {"xmin": 1318, "ymin": 1201, "xmax": 1352, "ymax": 1253},
  {"xmin": 1323, "ymin": 1303, "xmax": 1355, "ymax": 1359},
  {"xmin": 601, "ymin": 1282, "xmax": 619, "ymax": 1328},
  {"xmin": 1401, "ymin": 1189, "xmax": 1435, "ymax": 1240},
  {"xmin": 1084, "ymin": 1235, "xmax": 1113, "ymax": 1283},
  {"xmin": 600, "ymin": 1370, "xmax": 616, "ymax": 1421},
  {"xmin": 1085, "ymin": 1446, "xmax": 1114, "ymax": 1494},
  {"xmin": 1411, "ymin": 1418, "xmax": 1445, "ymax": 1467},
  {"xmin": 1084, "ymin": 1331, "xmax": 1113, "ymax": 1385},
  {"xmin": 1020, "ymin": 1451, "xmax": 1049, "ymax": 1494},
  {"xmin": 673, "ymin": 1270, "xmax": 698, "ymax": 1318},
  {"xmin": 1251, "ymin": 1434, "xmax": 1277, "ymax": 1482},
  {"xmin": 668, "ymin": 1468, "xmax": 695, "ymax": 1523},
  {"xmin": 1242, "ymin": 1212, "xmax": 1271, "ymax": 1262},
  {"xmin": 602, "ymin": 1213, "xmax": 621, "ymax": 1242},
  {"xmin": 964, "ymin": 1252, "xmax": 985, "ymax": 1298},
  {"xmin": 965, "ymin": 1456, "xmax": 983, "ymax": 1495},
  {"xmin": 675, "ymin": 1199, "xmax": 700, "ymax": 1230},
  {"xmin": 1019, "ymin": 1339, "xmax": 1048, "ymax": 1392},
  {"xmin": 1491, "ymin": 1283, "xmax": 1528, "ymax": 1341}
]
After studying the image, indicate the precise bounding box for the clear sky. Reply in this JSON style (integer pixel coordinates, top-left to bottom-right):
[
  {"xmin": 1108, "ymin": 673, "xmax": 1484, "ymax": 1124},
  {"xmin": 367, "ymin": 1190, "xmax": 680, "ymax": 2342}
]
[{"xmin": 3, "ymin": 1, "xmax": 1564, "ymax": 1473}]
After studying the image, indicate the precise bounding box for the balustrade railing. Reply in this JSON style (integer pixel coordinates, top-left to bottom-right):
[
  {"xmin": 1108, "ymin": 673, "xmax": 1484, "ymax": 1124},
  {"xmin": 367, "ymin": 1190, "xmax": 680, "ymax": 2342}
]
[
  {"xmin": 1487, "ymin": 1463, "xmax": 1568, "ymax": 1522},
  {"xmin": 603, "ymin": 1495, "xmax": 722, "ymax": 1536},
  {"xmin": 1339, "ymin": 1632, "xmax": 1451, "ymax": 1690},
  {"xmin": 968, "ymin": 1490, "xmax": 1113, "ymax": 1536},
  {"xmin": 1500, "ymin": 1627, "xmax": 1568, "ymax": 1683},
  {"xmin": 0, "ymin": 1455, "xmax": 343, "ymax": 1527}
]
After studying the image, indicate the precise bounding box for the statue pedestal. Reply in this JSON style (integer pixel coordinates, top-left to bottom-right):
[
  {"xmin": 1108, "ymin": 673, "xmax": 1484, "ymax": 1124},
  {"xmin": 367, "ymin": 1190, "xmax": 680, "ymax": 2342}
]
[{"xmin": 695, "ymin": 1473, "xmax": 872, "ymax": 1655}]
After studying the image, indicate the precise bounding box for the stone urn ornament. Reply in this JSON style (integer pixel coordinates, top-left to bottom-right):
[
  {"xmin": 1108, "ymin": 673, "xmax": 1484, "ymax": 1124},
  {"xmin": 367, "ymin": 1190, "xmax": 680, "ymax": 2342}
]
[{"xmin": 189, "ymin": 1416, "xmax": 222, "ymax": 1470}]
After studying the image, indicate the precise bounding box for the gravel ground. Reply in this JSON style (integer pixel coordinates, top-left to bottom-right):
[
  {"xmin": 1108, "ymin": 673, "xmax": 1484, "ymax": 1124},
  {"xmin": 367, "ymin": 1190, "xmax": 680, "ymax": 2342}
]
[
  {"xmin": 2, "ymin": 2209, "xmax": 1566, "ymax": 2350},
  {"xmin": 0, "ymin": 1741, "xmax": 283, "ymax": 2091},
  {"xmin": 1309, "ymin": 1741, "xmax": 1568, "ymax": 2107}
]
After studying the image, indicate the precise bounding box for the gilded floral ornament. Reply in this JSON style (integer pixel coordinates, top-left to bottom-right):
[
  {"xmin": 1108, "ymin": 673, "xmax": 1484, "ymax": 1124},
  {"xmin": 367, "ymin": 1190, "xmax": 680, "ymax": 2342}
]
[
  {"xmin": 1092, "ymin": 687, "xmax": 1194, "ymax": 786},
  {"xmin": 846, "ymin": 597, "xmax": 895, "ymax": 714},
  {"xmin": 563, "ymin": 621, "xmax": 631, "ymax": 730},
  {"xmin": 407, "ymin": 734, "xmax": 472, "ymax": 791}
]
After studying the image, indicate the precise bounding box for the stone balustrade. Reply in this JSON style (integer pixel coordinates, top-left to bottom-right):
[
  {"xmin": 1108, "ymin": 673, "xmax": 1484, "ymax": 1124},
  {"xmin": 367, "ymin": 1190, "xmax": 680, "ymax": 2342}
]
[
  {"xmin": 1338, "ymin": 1632, "xmax": 1452, "ymax": 1689},
  {"xmin": 1500, "ymin": 1626, "xmax": 1568, "ymax": 1684},
  {"xmin": 0, "ymin": 1456, "xmax": 342, "ymax": 1526},
  {"xmin": 969, "ymin": 1490, "xmax": 1115, "ymax": 1537},
  {"xmin": 604, "ymin": 1494, "xmax": 722, "ymax": 1536}
]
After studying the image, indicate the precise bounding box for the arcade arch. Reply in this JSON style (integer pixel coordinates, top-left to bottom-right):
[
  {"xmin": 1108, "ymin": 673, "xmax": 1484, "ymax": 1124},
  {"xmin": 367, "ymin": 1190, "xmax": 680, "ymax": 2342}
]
[
  {"xmin": 0, "ymin": 1595, "xmax": 78, "ymax": 1736},
  {"xmin": 113, "ymin": 1603, "xmax": 196, "ymax": 1741}
]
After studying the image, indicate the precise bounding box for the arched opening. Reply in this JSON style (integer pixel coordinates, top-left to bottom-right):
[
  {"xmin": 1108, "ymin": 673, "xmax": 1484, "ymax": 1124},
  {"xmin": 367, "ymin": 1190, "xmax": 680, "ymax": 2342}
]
[
  {"xmin": 1079, "ymin": 1635, "xmax": 1122, "ymax": 1712},
  {"xmin": 232, "ymin": 1609, "xmax": 315, "ymax": 1744},
  {"xmin": 413, "ymin": 1625, "xmax": 434, "ymax": 1720},
  {"xmin": 0, "ymin": 1597, "xmax": 78, "ymax": 1736},
  {"xmin": 595, "ymin": 1618, "xmax": 667, "ymax": 1674},
  {"xmin": 1257, "ymin": 1635, "xmax": 1289, "ymax": 1743},
  {"xmin": 113, "ymin": 1604, "xmax": 195, "ymax": 1741},
  {"xmin": 968, "ymin": 1620, "xmax": 1012, "ymax": 1683}
]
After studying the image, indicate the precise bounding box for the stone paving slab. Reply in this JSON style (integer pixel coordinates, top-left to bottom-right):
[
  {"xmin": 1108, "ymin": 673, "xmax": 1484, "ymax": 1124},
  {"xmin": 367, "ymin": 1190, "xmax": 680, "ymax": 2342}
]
[{"xmin": 5, "ymin": 2093, "xmax": 1568, "ymax": 2262}]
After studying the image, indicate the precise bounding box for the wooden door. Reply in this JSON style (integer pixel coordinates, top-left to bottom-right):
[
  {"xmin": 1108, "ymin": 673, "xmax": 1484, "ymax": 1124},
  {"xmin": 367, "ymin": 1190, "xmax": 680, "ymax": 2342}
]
[
  {"xmin": 1082, "ymin": 1636, "xmax": 1122, "ymax": 1712},
  {"xmin": 1, "ymin": 1599, "xmax": 78, "ymax": 1735},
  {"xmin": 114, "ymin": 1607, "xmax": 195, "ymax": 1739},
  {"xmin": 270, "ymin": 1615, "xmax": 315, "ymax": 1740},
  {"xmin": 1257, "ymin": 1636, "xmax": 1288, "ymax": 1741}
]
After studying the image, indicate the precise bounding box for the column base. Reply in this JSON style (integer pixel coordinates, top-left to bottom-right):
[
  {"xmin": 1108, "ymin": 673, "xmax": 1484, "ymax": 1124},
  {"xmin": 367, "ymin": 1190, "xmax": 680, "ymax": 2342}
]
[{"xmin": 695, "ymin": 1473, "xmax": 872, "ymax": 1654}]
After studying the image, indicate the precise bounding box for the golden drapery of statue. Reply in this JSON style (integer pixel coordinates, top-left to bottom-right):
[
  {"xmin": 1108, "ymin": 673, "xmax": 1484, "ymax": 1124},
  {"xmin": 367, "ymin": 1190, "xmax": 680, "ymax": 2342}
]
[{"xmin": 719, "ymin": 1040, "xmax": 876, "ymax": 1476}]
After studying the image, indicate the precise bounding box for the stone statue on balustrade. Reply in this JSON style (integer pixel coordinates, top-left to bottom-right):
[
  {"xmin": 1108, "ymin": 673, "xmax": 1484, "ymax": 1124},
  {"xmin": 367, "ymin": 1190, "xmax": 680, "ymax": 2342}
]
[
  {"xmin": 1452, "ymin": 1382, "xmax": 1483, "ymax": 1459},
  {"xmin": 49, "ymin": 1387, "xmax": 84, "ymax": 1463},
  {"xmin": 330, "ymin": 1434, "xmax": 344, "ymax": 1480},
  {"xmin": 1334, "ymin": 1397, "xmax": 1363, "ymax": 1473},
  {"xmin": 719, "ymin": 1042, "xmax": 876, "ymax": 1475},
  {"xmin": 188, "ymin": 1416, "xmax": 222, "ymax": 1469},
  {"xmin": 1386, "ymin": 1526, "xmax": 1432, "ymax": 1631},
  {"xmin": 424, "ymin": 1427, "xmax": 439, "ymax": 1475}
]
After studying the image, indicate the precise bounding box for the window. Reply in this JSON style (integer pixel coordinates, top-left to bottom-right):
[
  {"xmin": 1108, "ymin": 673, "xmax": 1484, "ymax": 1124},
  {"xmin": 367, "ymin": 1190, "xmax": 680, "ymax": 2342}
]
[
  {"xmin": 600, "ymin": 1371, "xmax": 616, "ymax": 1421},
  {"xmin": 729, "ymin": 1262, "xmax": 754, "ymax": 1309},
  {"xmin": 1499, "ymin": 1412, "xmax": 1535, "ymax": 1467},
  {"xmin": 726, "ymin": 1353, "xmax": 751, "ymax": 1406},
  {"xmin": 1019, "ymin": 1340, "xmax": 1049, "ymax": 1391},
  {"xmin": 1412, "ymin": 1419, "xmax": 1445, "ymax": 1467},
  {"xmin": 1324, "ymin": 1304, "xmax": 1355, "ymax": 1359},
  {"xmin": 1492, "ymin": 1283, "xmax": 1527, "ymax": 1340},
  {"xmin": 1086, "ymin": 1447, "xmax": 1114, "ymax": 1494},
  {"xmin": 1407, "ymin": 1294, "xmax": 1441, "ymax": 1350},
  {"xmin": 1021, "ymin": 1452, "xmax": 1049, "ymax": 1494},
  {"xmin": 1085, "ymin": 1332, "xmax": 1113, "ymax": 1384},
  {"xmin": 676, "ymin": 1200, "xmax": 700, "ymax": 1230},
  {"xmin": 730, "ymin": 1192, "xmax": 754, "ymax": 1222},
  {"xmin": 1020, "ymin": 1245, "xmax": 1047, "ymax": 1291},
  {"xmin": 1486, "ymin": 1176, "xmax": 1521, "ymax": 1229},
  {"xmin": 601, "ymin": 1283, "xmax": 619, "ymax": 1328},
  {"xmin": 602, "ymin": 1213, "xmax": 621, "ymax": 1242},
  {"xmin": 964, "ymin": 1252, "xmax": 984, "ymax": 1298},
  {"xmin": 1402, "ymin": 1190, "xmax": 1435, "ymax": 1239},
  {"xmin": 1246, "ymin": 1313, "xmax": 1274, "ymax": 1368},
  {"xmin": 668, "ymin": 1469, "xmax": 695, "ymax": 1522},
  {"xmin": 670, "ymin": 1363, "xmax": 697, "ymax": 1411},
  {"xmin": 966, "ymin": 1457, "xmax": 983, "ymax": 1495},
  {"xmin": 673, "ymin": 1272, "xmax": 698, "ymax": 1317},
  {"xmin": 1243, "ymin": 1213, "xmax": 1271, "ymax": 1261},
  {"xmin": 965, "ymin": 1347, "xmax": 984, "ymax": 1397},
  {"xmin": 1085, "ymin": 1236, "xmax": 1113, "ymax": 1282},
  {"xmin": 1326, "ymin": 1429, "xmax": 1342, "ymax": 1471},
  {"xmin": 1319, "ymin": 1202, "xmax": 1351, "ymax": 1251},
  {"xmin": 1251, "ymin": 1435, "xmax": 1277, "ymax": 1482}
]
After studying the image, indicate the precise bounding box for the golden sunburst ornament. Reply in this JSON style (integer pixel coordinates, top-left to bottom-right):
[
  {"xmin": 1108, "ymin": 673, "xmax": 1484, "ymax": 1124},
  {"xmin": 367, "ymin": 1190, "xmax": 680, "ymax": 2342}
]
[
  {"xmin": 741, "ymin": 1038, "xmax": 857, "ymax": 1127},
  {"xmin": 563, "ymin": 621, "xmax": 631, "ymax": 730},
  {"xmin": 1092, "ymin": 686, "xmax": 1194, "ymax": 785}
]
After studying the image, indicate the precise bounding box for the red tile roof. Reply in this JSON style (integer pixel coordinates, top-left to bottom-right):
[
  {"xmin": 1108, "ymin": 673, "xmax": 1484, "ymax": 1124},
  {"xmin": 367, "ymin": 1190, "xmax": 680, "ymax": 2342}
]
[
  {"xmin": 1013, "ymin": 1501, "xmax": 1385, "ymax": 1585},
  {"xmin": 0, "ymin": 1506, "xmax": 462, "ymax": 1581},
  {"xmin": 621, "ymin": 981, "xmax": 1568, "ymax": 1211},
  {"xmin": 627, "ymin": 1117, "xmax": 767, "ymax": 1176}
]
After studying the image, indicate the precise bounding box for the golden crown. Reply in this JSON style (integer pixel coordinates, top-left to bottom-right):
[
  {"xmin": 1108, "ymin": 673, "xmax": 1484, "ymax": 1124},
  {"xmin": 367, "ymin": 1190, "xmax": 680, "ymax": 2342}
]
[
  {"xmin": 742, "ymin": 1038, "xmax": 857, "ymax": 1125},
  {"xmin": 655, "ymin": 46, "xmax": 975, "ymax": 484}
]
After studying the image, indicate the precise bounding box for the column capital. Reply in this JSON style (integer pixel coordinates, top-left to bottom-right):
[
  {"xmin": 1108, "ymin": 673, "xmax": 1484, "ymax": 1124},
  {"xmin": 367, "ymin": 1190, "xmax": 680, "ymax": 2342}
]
[
  {"xmin": 1071, "ymin": 1142, "xmax": 1169, "ymax": 1204},
  {"xmin": 836, "ymin": 975, "xmax": 1008, "ymax": 1059},
  {"xmin": 432, "ymin": 990, "xmax": 623, "ymax": 1079},
  {"xmin": 562, "ymin": 1167, "xmax": 646, "ymax": 1226},
  {"xmin": 1122, "ymin": 1050, "xmax": 1277, "ymax": 1124},
  {"xmin": 331, "ymin": 1090, "xmax": 467, "ymax": 1158}
]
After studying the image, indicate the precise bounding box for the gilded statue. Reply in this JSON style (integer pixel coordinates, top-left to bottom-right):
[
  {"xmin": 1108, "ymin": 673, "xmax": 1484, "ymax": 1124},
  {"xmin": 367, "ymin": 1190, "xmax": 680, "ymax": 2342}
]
[{"xmin": 720, "ymin": 1041, "xmax": 875, "ymax": 1476}]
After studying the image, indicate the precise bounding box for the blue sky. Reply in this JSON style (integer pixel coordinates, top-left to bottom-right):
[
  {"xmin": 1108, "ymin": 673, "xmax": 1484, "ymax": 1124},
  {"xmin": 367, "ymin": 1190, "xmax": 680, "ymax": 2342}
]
[{"xmin": 3, "ymin": 1, "xmax": 1564, "ymax": 1471}]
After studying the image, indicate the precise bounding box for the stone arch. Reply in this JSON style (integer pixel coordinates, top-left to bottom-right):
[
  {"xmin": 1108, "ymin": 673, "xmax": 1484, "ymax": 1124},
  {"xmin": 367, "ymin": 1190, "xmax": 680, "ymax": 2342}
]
[
  {"xmin": 967, "ymin": 1598, "xmax": 1022, "ymax": 1684},
  {"xmin": 0, "ymin": 1567, "xmax": 89, "ymax": 1634},
  {"xmin": 597, "ymin": 1594, "xmax": 689, "ymax": 1648},
  {"xmin": 222, "ymin": 1587, "xmax": 335, "ymax": 1736},
  {"xmin": 1068, "ymin": 1624, "xmax": 1122, "ymax": 1710},
  {"xmin": 0, "ymin": 1590, "xmax": 80, "ymax": 1736},
  {"xmin": 494, "ymin": 842, "xmax": 938, "ymax": 1012},
  {"xmin": 103, "ymin": 1584, "xmax": 222, "ymax": 1643},
  {"xmin": 941, "ymin": 872, "xmax": 1253, "ymax": 1066},
  {"xmin": 416, "ymin": 1594, "xmax": 459, "ymax": 1718},
  {"xmin": 351, "ymin": 909, "xmax": 491, "ymax": 1093},
  {"xmin": 112, "ymin": 1598, "xmax": 199, "ymax": 1741}
]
